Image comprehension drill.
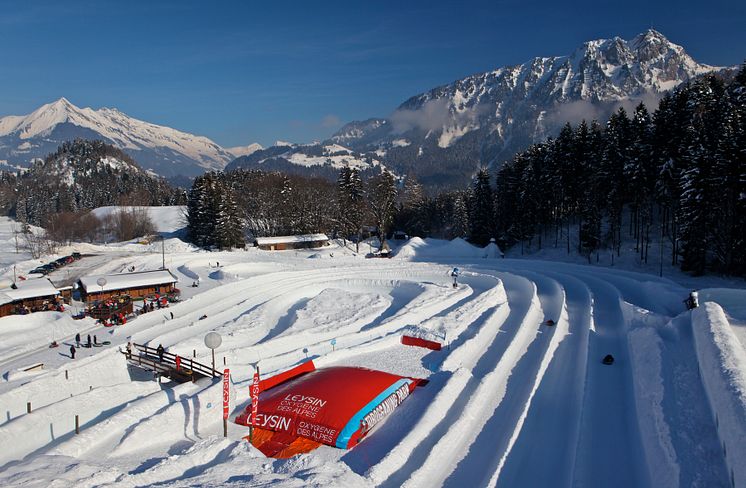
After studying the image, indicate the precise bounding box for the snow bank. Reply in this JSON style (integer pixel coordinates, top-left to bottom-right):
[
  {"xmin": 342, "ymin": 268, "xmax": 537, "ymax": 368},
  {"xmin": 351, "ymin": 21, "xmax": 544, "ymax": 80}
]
[
  {"xmin": 395, "ymin": 237, "xmax": 485, "ymax": 260},
  {"xmin": 627, "ymin": 327, "xmax": 679, "ymax": 487},
  {"xmin": 691, "ymin": 302, "xmax": 746, "ymax": 487},
  {"xmin": 482, "ymin": 242, "xmax": 504, "ymax": 258}
]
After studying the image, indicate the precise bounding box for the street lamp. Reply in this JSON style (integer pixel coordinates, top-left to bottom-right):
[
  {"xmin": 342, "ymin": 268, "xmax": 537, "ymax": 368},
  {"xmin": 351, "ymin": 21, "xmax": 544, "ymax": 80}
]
[
  {"xmin": 204, "ymin": 331, "xmax": 222, "ymax": 376},
  {"xmin": 96, "ymin": 277, "xmax": 107, "ymax": 300}
]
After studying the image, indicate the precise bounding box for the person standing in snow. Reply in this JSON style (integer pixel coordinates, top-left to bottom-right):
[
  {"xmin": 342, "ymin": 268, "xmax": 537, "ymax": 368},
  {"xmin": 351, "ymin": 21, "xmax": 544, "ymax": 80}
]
[
  {"xmin": 70, "ymin": 345, "xmax": 76, "ymax": 359},
  {"xmin": 170, "ymin": 311, "xmax": 174, "ymax": 320},
  {"xmin": 75, "ymin": 333, "xmax": 80, "ymax": 347},
  {"xmin": 87, "ymin": 334, "xmax": 92, "ymax": 348},
  {"xmin": 126, "ymin": 341, "xmax": 132, "ymax": 359},
  {"xmin": 157, "ymin": 344, "xmax": 165, "ymax": 361},
  {"xmin": 175, "ymin": 354, "xmax": 181, "ymax": 371},
  {"xmin": 686, "ymin": 290, "xmax": 699, "ymax": 310},
  {"xmin": 451, "ymin": 267, "xmax": 460, "ymax": 288}
]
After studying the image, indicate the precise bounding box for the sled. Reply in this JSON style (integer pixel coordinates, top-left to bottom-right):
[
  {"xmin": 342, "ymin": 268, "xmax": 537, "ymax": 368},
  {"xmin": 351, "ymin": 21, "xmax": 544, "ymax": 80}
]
[
  {"xmin": 545, "ymin": 319, "xmax": 555, "ymax": 326},
  {"xmin": 102, "ymin": 340, "xmax": 111, "ymax": 345},
  {"xmin": 602, "ymin": 354, "xmax": 614, "ymax": 365}
]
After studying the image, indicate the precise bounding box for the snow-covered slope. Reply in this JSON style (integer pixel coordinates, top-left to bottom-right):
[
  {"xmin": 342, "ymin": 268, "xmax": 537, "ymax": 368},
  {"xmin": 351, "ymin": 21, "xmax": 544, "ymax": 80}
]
[
  {"xmin": 0, "ymin": 237, "xmax": 743, "ymax": 487},
  {"xmin": 0, "ymin": 98, "xmax": 235, "ymax": 178}
]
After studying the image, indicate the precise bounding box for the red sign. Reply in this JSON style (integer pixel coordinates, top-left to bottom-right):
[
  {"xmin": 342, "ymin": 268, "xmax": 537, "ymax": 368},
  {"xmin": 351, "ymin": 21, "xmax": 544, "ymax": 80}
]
[
  {"xmin": 222, "ymin": 369, "xmax": 230, "ymax": 420},
  {"xmin": 251, "ymin": 369, "xmax": 260, "ymax": 427}
]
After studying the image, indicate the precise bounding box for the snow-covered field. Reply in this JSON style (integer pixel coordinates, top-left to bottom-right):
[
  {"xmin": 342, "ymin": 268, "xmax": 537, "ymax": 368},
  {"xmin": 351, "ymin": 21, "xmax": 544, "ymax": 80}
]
[{"xmin": 0, "ymin": 219, "xmax": 744, "ymax": 487}]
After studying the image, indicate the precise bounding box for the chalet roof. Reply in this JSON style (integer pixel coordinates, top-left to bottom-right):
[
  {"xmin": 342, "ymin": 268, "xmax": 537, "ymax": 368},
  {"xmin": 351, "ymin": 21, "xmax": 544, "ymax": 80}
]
[
  {"xmin": 0, "ymin": 279, "xmax": 60, "ymax": 306},
  {"xmin": 79, "ymin": 269, "xmax": 178, "ymax": 293},
  {"xmin": 255, "ymin": 234, "xmax": 329, "ymax": 246}
]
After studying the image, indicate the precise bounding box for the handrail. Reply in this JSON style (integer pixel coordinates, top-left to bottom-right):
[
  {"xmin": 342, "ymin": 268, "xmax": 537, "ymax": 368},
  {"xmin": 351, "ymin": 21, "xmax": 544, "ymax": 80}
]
[{"xmin": 127, "ymin": 343, "xmax": 220, "ymax": 378}]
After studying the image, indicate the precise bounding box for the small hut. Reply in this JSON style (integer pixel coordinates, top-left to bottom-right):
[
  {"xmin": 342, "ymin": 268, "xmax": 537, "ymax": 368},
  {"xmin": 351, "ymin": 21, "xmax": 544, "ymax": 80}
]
[
  {"xmin": 255, "ymin": 234, "xmax": 329, "ymax": 251},
  {"xmin": 0, "ymin": 279, "xmax": 65, "ymax": 318},
  {"xmin": 78, "ymin": 269, "xmax": 179, "ymax": 303}
]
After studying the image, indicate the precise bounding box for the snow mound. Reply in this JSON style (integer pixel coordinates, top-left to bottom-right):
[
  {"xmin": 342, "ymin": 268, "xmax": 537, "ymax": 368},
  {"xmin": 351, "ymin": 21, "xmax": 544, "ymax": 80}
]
[
  {"xmin": 292, "ymin": 288, "xmax": 391, "ymax": 334},
  {"xmin": 395, "ymin": 237, "xmax": 483, "ymax": 259},
  {"xmin": 483, "ymin": 242, "xmax": 504, "ymax": 258}
]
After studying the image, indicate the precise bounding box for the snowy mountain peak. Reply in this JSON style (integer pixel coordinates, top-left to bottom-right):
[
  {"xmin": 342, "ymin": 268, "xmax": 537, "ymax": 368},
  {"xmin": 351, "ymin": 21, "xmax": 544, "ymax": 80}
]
[
  {"xmin": 227, "ymin": 143, "xmax": 263, "ymax": 158},
  {"xmin": 0, "ymin": 98, "xmax": 238, "ymax": 179}
]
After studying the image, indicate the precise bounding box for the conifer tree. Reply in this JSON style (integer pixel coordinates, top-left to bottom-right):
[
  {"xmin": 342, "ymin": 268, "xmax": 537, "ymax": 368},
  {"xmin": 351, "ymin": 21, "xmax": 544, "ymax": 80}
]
[{"xmin": 469, "ymin": 168, "xmax": 494, "ymax": 246}]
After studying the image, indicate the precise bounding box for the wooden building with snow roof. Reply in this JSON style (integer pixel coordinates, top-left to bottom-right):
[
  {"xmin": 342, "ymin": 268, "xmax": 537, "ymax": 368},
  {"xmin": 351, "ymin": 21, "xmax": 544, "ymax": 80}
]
[
  {"xmin": 254, "ymin": 234, "xmax": 330, "ymax": 251},
  {"xmin": 0, "ymin": 278, "xmax": 66, "ymax": 318},
  {"xmin": 78, "ymin": 269, "xmax": 179, "ymax": 303}
]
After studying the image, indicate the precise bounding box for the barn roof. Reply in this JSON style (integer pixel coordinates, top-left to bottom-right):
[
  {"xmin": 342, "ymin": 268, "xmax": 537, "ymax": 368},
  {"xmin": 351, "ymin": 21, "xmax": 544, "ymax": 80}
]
[
  {"xmin": 0, "ymin": 279, "xmax": 60, "ymax": 306},
  {"xmin": 79, "ymin": 269, "xmax": 178, "ymax": 293},
  {"xmin": 255, "ymin": 234, "xmax": 329, "ymax": 246}
]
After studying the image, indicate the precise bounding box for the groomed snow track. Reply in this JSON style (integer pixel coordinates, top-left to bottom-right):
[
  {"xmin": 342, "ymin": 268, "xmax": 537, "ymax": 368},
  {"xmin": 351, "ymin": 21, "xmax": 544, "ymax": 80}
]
[{"xmin": 0, "ymin": 257, "xmax": 736, "ymax": 487}]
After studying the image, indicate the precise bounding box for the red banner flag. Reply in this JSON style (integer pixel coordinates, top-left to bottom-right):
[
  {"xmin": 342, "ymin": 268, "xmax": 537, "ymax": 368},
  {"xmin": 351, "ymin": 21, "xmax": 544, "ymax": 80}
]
[
  {"xmin": 222, "ymin": 369, "xmax": 230, "ymax": 420},
  {"xmin": 251, "ymin": 368, "xmax": 260, "ymax": 427}
]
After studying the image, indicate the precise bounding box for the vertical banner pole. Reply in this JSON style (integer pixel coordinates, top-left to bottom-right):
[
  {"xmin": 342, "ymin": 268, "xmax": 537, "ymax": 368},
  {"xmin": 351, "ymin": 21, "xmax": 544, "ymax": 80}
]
[
  {"xmin": 250, "ymin": 365, "xmax": 260, "ymax": 443},
  {"xmin": 222, "ymin": 369, "xmax": 230, "ymax": 437}
]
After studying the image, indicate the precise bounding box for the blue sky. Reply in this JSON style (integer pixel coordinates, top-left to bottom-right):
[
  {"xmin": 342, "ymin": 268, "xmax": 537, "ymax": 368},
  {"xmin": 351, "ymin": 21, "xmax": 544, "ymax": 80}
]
[{"xmin": 0, "ymin": 0, "xmax": 743, "ymax": 147}]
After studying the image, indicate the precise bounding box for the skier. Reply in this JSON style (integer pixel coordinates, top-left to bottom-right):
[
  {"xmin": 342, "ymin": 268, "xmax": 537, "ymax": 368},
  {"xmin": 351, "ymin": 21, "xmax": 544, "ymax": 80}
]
[
  {"xmin": 450, "ymin": 267, "xmax": 460, "ymax": 288},
  {"xmin": 70, "ymin": 345, "xmax": 76, "ymax": 359},
  {"xmin": 157, "ymin": 344, "xmax": 165, "ymax": 362},
  {"xmin": 685, "ymin": 290, "xmax": 699, "ymax": 310},
  {"xmin": 75, "ymin": 333, "xmax": 81, "ymax": 347}
]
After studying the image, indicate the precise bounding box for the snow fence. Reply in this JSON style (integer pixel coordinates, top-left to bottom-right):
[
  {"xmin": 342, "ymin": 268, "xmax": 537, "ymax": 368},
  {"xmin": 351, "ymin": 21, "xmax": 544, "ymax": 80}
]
[{"xmin": 691, "ymin": 302, "xmax": 746, "ymax": 488}]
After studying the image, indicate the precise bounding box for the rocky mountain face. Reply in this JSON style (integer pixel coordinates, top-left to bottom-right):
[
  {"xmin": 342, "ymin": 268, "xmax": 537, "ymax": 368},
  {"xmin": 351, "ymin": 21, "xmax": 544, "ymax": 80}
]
[
  {"xmin": 239, "ymin": 29, "xmax": 727, "ymax": 188},
  {"xmin": 0, "ymin": 98, "xmax": 234, "ymax": 180}
]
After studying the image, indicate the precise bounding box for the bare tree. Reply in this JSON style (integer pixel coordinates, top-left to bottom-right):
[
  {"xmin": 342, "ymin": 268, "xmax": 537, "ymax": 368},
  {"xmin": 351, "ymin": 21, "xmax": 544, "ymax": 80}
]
[{"xmin": 112, "ymin": 208, "xmax": 156, "ymax": 241}]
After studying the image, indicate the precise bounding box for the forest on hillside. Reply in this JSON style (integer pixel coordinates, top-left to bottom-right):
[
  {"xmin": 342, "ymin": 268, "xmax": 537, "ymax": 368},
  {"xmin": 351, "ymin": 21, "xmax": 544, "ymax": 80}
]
[{"xmin": 187, "ymin": 66, "xmax": 745, "ymax": 277}]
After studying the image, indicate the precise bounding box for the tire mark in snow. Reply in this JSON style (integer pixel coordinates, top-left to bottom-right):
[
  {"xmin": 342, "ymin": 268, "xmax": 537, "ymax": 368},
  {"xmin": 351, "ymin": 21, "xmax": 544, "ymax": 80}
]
[
  {"xmin": 441, "ymin": 271, "xmax": 565, "ymax": 488},
  {"xmin": 397, "ymin": 273, "xmax": 542, "ymax": 488},
  {"xmin": 494, "ymin": 271, "xmax": 591, "ymax": 488},
  {"xmin": 570, "ymin": 273, "xmax": 649, "ymax": 488}
]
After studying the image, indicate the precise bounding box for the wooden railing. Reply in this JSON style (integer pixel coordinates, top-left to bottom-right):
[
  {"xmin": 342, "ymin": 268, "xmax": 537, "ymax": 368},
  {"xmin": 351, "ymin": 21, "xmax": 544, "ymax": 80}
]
[{"xmin": 122, "ymin": 343, "xmax": 221, "ymax": 380}]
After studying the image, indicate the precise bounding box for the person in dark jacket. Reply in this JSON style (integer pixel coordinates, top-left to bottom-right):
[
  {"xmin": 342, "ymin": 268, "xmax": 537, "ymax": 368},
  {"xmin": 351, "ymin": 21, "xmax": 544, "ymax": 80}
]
[
  {"xmin": 87, "ymin": 334, "xmax": 92, "ymax": 348},
  {"xmin": 157, "ymin": 344, "xmax": 165, "ymax": 361},
  {"xmin": 70, "ymin": 345, "xmax": 76, "ymax": 359},
  {"xmin": 75, "ymin": 333, "xmax": 81, "ymax": 346}
]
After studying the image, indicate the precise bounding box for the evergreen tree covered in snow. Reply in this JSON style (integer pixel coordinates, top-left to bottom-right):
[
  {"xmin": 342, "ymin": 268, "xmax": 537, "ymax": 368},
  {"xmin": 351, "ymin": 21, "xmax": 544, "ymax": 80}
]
[
  {"xmin": 469, "ymin": 168, "xmax": 494, "ymax": 246},
  {"xmin": 494, "ymin": 67, "xmax": 746, "ymax": 276}
]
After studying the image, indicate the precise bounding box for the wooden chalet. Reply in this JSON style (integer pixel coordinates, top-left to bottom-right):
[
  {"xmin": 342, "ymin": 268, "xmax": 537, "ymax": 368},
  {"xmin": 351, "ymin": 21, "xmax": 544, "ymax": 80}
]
[
  {"xmin": 254, "ymin": 233, "xmax": 330, "ymax": 251},
  {"xmin": 78, "ymin": 269, "xmax": 179, "ymax": 303},
  {"xmin": 0, "ymin": 279, "xmax": 65, "ymax": 318}
]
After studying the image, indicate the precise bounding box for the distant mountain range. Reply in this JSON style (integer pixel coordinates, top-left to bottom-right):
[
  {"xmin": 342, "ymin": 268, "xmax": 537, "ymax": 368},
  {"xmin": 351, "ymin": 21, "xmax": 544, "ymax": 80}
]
[
  {"xmin": 0, "ymin": 97, "xmax": 237, "ymax": 180},
  {"xmin": 230, "ymin": 29, "xmax": 730, "ymax": 187},
  {"xmin": 1, "ymin": 30, "xmax": 731, "ymax": 188}
]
